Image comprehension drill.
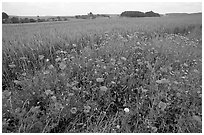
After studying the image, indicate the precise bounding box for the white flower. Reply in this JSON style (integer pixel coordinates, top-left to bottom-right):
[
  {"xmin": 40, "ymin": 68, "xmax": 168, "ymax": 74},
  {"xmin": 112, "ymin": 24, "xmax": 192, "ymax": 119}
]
[
  {"xmin": 48, "ymin": 64, "xmax": 55, "ymax": 69},
  {"xmin": 158, "ymin": 101, "xmax": 167, "ymax": 111},
  {"xmin": 8, "ymin": 64, "xmax": 16, "ymax": 68},
  {"xmin": 55, "ymin": 57, "xmax": 61, "ymax": 62},
  {"xmin": 22, "ymin": 72, "xmax": 27, "ymax": 76},
  {"xmin": 84, "ymin": 105, "xmax": 91, "ymax": 113},
  {"xmin": 45, "ymin": 89, "xmax": 54, "ymax": 96},
  {"xmin": 38, "ymin": 55, "xmax": 44, "ymax": 60},
  {"xmin": 70, "ymin": 107, "xmax": 77, "ymax": 114},
  {"xmin": 19, "ymin": 57, "xmax": 28, "ymax": 60},
  {"xmin": 72, "ymin": 44, "xmax": 77, "ymax": 47},
  {"xmin": 51, "ymin": 96, "xmax": 57, "ymax": 102},
  {"xmin": 116, "ymin": 125, "xmax": 120, "ymax": 129},
  {"xmin": 13, "ymin": 80, "xmax": 21, "ymax": 84},
  {"xmin": 59, "ymin": 62, "xmax": 67, "ymax": 70},
  {"xmin": 100, "ymin": 86, "xmax": 108, "ymax": 92},
  {"xmin": 3, "ymin": 90, "xmax": 11, "ymax": 98},
  {"xmin": 96, "ymin": 78, "xmax": 104, "ymax": 82},
  {"xmin": 124, "ymin": 108, "xmax": 130, "ymax": 113},
  {"xmin": 121, "ymin": 57, "xmax": 127, "ymax": 61},
  {"xmin": 55, "ymin": 102, "xmax": 64, "ymax": 110},
  {"xmin": 43, "ymin": 70, "xmax": 50, "ymax": 75},
  {"xmin": 156, "ymin": 78, "xmax": 170, "ymax": 84}
]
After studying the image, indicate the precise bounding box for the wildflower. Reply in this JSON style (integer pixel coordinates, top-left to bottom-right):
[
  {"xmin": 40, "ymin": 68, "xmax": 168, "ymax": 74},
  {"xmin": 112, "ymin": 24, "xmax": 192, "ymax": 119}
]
[
  {"xmin": 124, "ymin": 108, "xmax": 130, "ymax": 113},
  {"xmin": 60, "ymin": 72, "xmax": 66, "ymax": 77},
  {"xmin": 193, "ymin": 69, "xmax": 200, "ymax": 73},
  {"xmin": 3, "ymin": 90, "xmax": 11, "ymax": 98},
  {"xmin": 192, "ymin": 115, "xmax": 202, "ymax": 124},
  {"xmin": 111, "ymin": 81, "xmax": 116, "ymax": 84},
  {"xmin": 176, "ymin": 92, "xmax": 181, "ymax": 97},
  {"xmin": 71, "ymin": 81, "xmax": 79, "ymax": 86},
  {"xmin": 96, "ymin": 77, "xmax": 104, "ymax": 82},
  {"xmin": 51, "ymin": 96, "xmax": 57, "ymax": 102},
  {"xmin": 15, "ymin": 107, "xmax": 21, "ymax": 113},
  {"xmin": 160, "ymin": 67, "xmax": 168, "ymax": 72},
  {"xmin": 156, "ymin": 78, "xmax": 170, "ymax": 84},
  {"xmin": 110, "ymin": 58, "xmax": 116, "ymax": 65},
  {"xmin": 30, "ymin": 106, "xmax": 40, "ymax": 112},
  {"xmin": 38, "ymin": 55, "xmax": 44, "ymax": 60},
  {"xmin": 84, "ymin": 105, "xmax": 91, "ymax": 113},
  {"xmin": 173, "ymin": 81, "xmax": 179, "ymax": 85},
  {"xmin": 72, "ymin": 44, "xmax": 77, "ymax": 47},
  {"xmin": 22, "ymin": 72, "xmax": 27, "ymax": 76},
  {"xmin": 59, "ymin": 62, "xmax": 67, "ymax": 70},
  {"xmin": 67, "ymin": 83, "xmax": 72, "ymax": 87},
  {"xmin": 158, "ymin": 101, "xmax": 167, "ymax": 111},
  {"xmin": 121, "ymin": 57, "xmax": 127, "ymax": 61},
  {"xmin": 116, "ymin": 125, "xmax": 120, "ymax": 129},
  {"xmin": 55, "ymin": 102, "xmax": 64, "ymax": 110},
  {"xmin": 117, "ymin": 60, "xmax": 122, "ymax": 65},
  {"xmin": 19, "ymin": 57, "xmax": 28, "ymax": 60},
  {"xmin": 13, "ymin": 80, "xmax": 21, "ymax": 85},
  {"xmin": 55, "ymin": 57, "xmax": 61, "ymax": 62},
  {"xmin": 138, "ymin": 61, "xmax": 143, "ymax": 65},
  {"xmin": 141, "ymin": 88, "xmax": 148, "ymax": 93},
  {"xmin": 70, "ymin": 107, "xmax": 77, "ymax": 114},
  {"xmin": 72, "ymin": 86, "xmax": 80, "ymax": 91},
  {"xmin": 100, "ymin": 86, "xmax": 108, "ymax": 92},
  {"xmin": 43, "ymin": 70, "xmax": 50, "ymax": 75},
  {"xmin": 56, "ymin": 50, "xmax": 61, "ymax": 54},
  {"xmin": 183, "ymin": 63, "xmax": 188, "ymax": 67},
  {"xmin": 67, "ymin": 93, "xmax": 74, "ymax": 96},
  {"xmin": 151, "ymin": 126, "xmax": 157, "ymax": 132},
  {"xmin": 8, "ymin": 63, "xmax": 16, "ymax": 68},
  {"xmin": 45, "ymin": 89, "xmax": 54, "ymax": 96},
  {"xmin": 48, "ymin": 64, "xmax": 55, "ymax": 69}
]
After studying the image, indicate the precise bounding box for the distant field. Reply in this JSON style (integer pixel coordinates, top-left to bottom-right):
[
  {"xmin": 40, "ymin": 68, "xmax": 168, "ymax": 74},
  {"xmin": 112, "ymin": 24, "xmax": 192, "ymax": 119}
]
[{"xmin": 2, "ymin": 14, "xmax": 202, "ymax": 133}]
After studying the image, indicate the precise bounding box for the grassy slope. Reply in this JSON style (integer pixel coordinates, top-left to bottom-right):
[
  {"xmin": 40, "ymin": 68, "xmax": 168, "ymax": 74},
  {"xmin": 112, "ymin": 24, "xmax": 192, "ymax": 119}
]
[{"xmin": 2, "ymin": 15, "xmax": 202, "ymax": 133}]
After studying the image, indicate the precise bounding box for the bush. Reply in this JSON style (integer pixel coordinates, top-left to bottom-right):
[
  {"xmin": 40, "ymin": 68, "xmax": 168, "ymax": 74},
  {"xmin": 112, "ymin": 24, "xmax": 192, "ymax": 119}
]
[{"xmin": 120, "ymin": 11, "xmax": 160, "ymax": 17}]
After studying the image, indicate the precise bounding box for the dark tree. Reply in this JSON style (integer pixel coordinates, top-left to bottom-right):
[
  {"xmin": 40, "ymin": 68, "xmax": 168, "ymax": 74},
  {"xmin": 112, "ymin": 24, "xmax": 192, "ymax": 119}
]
[
  {"xmin": 145, "ymin": 11, "xmax": 160, "ymax": 17},
  {"xmin": 120, "ymin": 11, "xmax": 146, "ymax": 17},
  {"xmin": 120, "ymin": 11, "xmax": 160, "ymax": 18},
  {"xmin": 2, "ymin": 12, "xmax": 9, "ymax": 19},
  {"xmin": 10, "ymin": 17, "xmax": 19, "ymax": 23},
  {"xmin": 29, "ymin": 18, "xmax": 36, "ymax": 23}
]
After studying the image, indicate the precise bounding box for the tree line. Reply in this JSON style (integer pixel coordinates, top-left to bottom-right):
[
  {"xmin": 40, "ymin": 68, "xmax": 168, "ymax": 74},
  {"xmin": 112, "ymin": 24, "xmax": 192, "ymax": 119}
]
[
  {"xmin": 2, "ymin": 12, "xmax": 69, "ymax": 24},
  {"xmin": 120, "ymin": 11, "xmax": 160, "ymax": 17}
]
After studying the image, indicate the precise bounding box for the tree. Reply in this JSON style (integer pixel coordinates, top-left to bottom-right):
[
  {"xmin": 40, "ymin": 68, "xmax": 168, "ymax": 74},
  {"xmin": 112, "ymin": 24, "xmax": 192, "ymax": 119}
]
[
  {"xmin": 120, "ymin": 11, "xmax": 145, "ymax": 17},
  {"xmin": 10, "ymin": 17, "xmax": 19, "ymax": 23},
  {"xmin": 145, "ymin": 11, "xmax": 160, "ymax": 17},
  {"xmin": 120, "ymin": 11, "xmax": 160, "ymax": 17},
  {"xmin": 29, "ymin": 18, "xmax": 36, "ymax": 23},
  {"xmin": 2, "ymin": 12, "xmax": 9, "ymax": 19}
]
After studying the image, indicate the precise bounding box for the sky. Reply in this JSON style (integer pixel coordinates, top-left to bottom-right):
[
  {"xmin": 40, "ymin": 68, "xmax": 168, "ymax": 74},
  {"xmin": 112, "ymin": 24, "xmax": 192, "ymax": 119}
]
[{"xmin": 2, "ymin": 2, "xmax": 202, "ymax": 16}]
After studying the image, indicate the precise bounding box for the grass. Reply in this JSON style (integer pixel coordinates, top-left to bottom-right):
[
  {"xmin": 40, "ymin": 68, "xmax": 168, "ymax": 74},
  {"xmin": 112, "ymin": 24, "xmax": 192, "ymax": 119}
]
[{"xmin": 2, "ymin": 14, "xmax": 202, "ymax": 133}]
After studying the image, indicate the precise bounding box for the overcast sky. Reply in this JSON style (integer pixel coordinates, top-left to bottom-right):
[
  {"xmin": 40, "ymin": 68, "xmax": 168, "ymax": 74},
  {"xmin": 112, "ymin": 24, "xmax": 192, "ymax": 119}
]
[{"xmin": 2, "ymin": 2, "xmax": 202, "ymax": 16}]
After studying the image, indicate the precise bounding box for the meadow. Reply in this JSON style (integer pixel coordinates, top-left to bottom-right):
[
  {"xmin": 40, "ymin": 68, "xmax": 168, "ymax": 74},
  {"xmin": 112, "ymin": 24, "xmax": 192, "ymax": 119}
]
[{"xmin": 2, "ymin": 14, "xmax": 202, "ymax": 133}]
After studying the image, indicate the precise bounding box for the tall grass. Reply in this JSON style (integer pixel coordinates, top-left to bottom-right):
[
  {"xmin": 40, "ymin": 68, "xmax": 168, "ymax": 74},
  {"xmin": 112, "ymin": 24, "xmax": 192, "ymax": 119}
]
[{"xmin": 2, "ymin": 15, "xmax": 202, "ymax": 133}]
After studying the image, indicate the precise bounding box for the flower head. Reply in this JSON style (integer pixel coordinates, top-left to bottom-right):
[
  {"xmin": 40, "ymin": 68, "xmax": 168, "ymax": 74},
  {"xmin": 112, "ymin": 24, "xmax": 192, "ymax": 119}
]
[
  {"xmin": 70, "ymin": 107, "xmax": 77, "ymax": 114},
  {"xmin": 38, "ymin": 55, "xmax": 44, "ymax": 60},
  {"xmin": 84, "ymin": 105, "xmax": 91, "ymax": 113},
  {"xmin": 96, "ymin": 77, "xmax": 104, "ymax": 83},
  {"xmin": 158, "ymin": 101, "xmax": 167, "ymax": 111},
  {"xmin": 100, "ymin": 86, "xmax": 108, "ymax": 92},
  {"xmin": 124, "ymin": 108, "xmax": 130, "ymax": 113}
]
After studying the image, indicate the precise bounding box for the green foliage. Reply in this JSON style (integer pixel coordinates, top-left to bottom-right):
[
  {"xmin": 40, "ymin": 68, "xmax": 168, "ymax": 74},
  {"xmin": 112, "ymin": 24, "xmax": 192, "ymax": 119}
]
[
  {"xmin": 2, "ymin": 12, "xmax": 9, "ymax": 19},
  {"xmin": 2, "ymin": 15, "xmax": 202, "ymax": 133},
  {"xmin": 120, "ymin": 11, "xmax": 160, "ymax": 17}
]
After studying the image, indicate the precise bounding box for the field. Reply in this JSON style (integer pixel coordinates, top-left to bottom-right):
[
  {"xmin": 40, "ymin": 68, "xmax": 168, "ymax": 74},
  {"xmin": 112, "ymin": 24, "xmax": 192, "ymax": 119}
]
[{"xmin": 2, "ymin": 14, "xmax": 202, "ymax": 133}]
